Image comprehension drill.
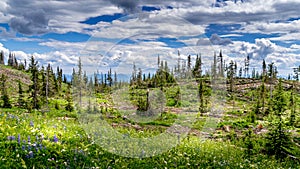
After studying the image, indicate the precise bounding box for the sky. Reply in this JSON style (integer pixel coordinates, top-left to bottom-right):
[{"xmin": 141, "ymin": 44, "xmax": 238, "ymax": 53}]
[{"xmin": 0, "ymin": 0, "xmax": 300, "ymax": 77}]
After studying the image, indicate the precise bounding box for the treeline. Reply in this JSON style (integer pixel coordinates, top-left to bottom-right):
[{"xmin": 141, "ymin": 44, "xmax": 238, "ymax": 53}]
[{"xmin": 0, "ymin": 52, "xmax": 72, "ymax": 112}]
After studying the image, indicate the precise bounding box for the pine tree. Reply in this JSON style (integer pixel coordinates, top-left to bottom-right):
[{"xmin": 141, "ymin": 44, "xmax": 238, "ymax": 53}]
[
  {"xmin": 57, "ymin": 66, "xmax": 63, "ymax": 91},
  {"xmin": 0, "ymin": 74, "xmax": 12, "ymax": 108},
  {"xmin": 187, "ymin": 55, "xmax": 191, "ymax": 72},
  {"xmin": 46, "ymin": 64, "xmax": 55, "ymax": 97},
  {"xmin": 193, "ymin": 54, "xmax": 202, "ymax": 79},
  {"xmin": 293, "ymin": 67, "xmax": 299, "ymax": 81},
  {"xmin": 265, "ymin": 118, "xmax": 293, "ymax": 160},
  {"xmin": 227, "ymin": 60, "xmax": 236, "ymax": 92},
  {"xmin": 265, "ymin": 79, "xmax": 294, "ymax": 160},
  {"xmin": 218, "ymin": 50, "xmax": 224, "ymax": 77},
  {"xmin": 0, "ymin": 51, "xmax": 4, "ymax": 65},
  {"xmin": 28, "ymin": 56, "xmax": 40, "ymax": 109},
  {"xmin": 239, "ymin": 67, "xmax": 243, "ymax": 78},
  {"xmin": 289, "ymin": 82, "xmax": 296, "ymax": 126},
  {"xmin": 212, "ymin": 52, "xmax": 217, "ymax": 79},
  {"xmin": 262, "ymin": 59, "xmax": 267, "ymax": 78},
  {"xmin": 272, "ymin": 79, "xmax": 286, "ymax": 116},
  {"xmin": 198, "ymin": 78, "xmax": 207, "ymax": 114},
  {"xmin": 17, "ymin": 80, "xmax": 25, "ymax": 108}
]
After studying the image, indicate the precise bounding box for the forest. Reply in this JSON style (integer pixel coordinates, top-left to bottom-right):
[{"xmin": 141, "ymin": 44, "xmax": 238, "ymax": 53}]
[{"xmin": 0, "ymin": 49, "xmax": 300, "ymax": 168}]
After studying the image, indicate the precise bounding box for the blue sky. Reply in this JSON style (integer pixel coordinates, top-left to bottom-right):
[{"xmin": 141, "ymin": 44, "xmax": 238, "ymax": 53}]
[{"xmin": 0, "ymin": 0, "xmax": 299, "ymax": 76}]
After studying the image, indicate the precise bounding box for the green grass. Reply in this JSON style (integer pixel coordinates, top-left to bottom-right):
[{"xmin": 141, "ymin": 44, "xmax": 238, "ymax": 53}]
[{"xmin": 1, "ymin": 108, "xmax": 299, "ymax": 168}]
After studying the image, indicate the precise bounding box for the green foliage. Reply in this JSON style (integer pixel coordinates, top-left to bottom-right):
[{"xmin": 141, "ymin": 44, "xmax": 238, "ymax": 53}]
[
  {"xmin": 0, "ymin": 74, "xmax": 12, "ymax": 108},
  {"xmin": 271, "ymin": 79, "xmax": 287, "ymax": 116},
  {"xmin": 265, "ymin": 117, "xmax": 294, "ymax": 160}
]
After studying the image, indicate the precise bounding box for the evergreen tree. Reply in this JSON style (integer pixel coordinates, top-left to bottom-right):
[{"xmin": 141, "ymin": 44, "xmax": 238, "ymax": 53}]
[
  {"xmin": 289, "ymin": 83, "xmax": 296, "ymax": 126},
  {"xmin": 262, "ymin": 59, "xmax": 267, "ymax": 78},
  {"xmin": 114, "ymin": 71, "xmax": 117, "ymax": 85},
  {"xmin": 193, "ymin": 54, "xmax": 202, "ymax": 79},
  {"xmin": 28, "ymin": 56, "xmax": 40, "ymax": 109},
  {"xmin": 187, "ymin": 55, "xmax": 191, "ymax": 72},
  {"xmin": 265, "ymin": 79, "xmax": 294, "ymax": 160},
  {"xmin": 265, "ymin": 118, "xmax": 293, "ymax": 160},
  {"xmin": 244, "ymin": 55, "xmax": 250, "ymax": 78},
  {"xmin": 0, "ymin": 74, "xmax": 12, "ymax": 108},
  {"xmin": 0, "ymin": 51, "xmax": 4, "ymax": 65},
  {"xmin": 239, "ymin": 67, "xmax": 243, "ymax": 78},
  {"xmin": 293, "ymin": 67, "xmax": 299, "ymax": 81},
  {"xmin": 63, "ymin": 75, "xmax": 67, "ymax": 83},
  {"xmin": 57, "ymin": 66, "xmax": 63, "ymax": 91},
  {"xmin": 271, "ymin": 79, "xmax": 286, "ymax": 116},
  {"xmin": 198, "ymin": 78, "xmax": 206, "ymax": 114},
  {"xmin": 218, "ymin": 50, "xmax": 224, "ymax": 77},
  {"xmin": 46, "ymin": 64, "xmax": 55, "ymax": 97},
  {"xmin": 227, "ymin": 60, "xmax": 236, "ymax": 92},
  {"xmin": 41, "ymin": 66, "xmax": 47, "ymax": 103},
  {"xmin": 17, "ymin": 80, "xmax": 25, "ymax": 108}
]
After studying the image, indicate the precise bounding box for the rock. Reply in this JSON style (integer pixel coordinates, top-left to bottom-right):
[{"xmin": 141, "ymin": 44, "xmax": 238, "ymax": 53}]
[
  {"xmin": 132, "ymin": 124, "xmax": 142, "ymax": 130},
  {"xmin": 222, "ymin": 125, "xmax": 230, "ymax": 132},
  {"xmin": 111, "ymin": 123, "xmax": 118, "ymax": 127}
]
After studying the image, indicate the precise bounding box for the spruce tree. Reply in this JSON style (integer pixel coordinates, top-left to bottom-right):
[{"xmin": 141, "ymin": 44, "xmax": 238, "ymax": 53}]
[
  {"xmin": 17, "ymin": 80, "xmax": 25, "ymax": 108},
  {"xmin": 265, "ymin": 79, "xmax": 293, "ymax": 159},
  {"xmin": 0, "ymin": 74, "xmax": 12, "ymax": 108},
  {"xmin": 193, "ymin": 54, "xmax": 202, "ymax": 79},
  {"xmin": 65, "ymin": 84, "xmax": 74, "ymax": 112},
  {"xmin": 28, "ymin": 56, "xmax": 40, "ymax": 109},
  {"xmin": 198, "ymin": 78, "xmax": 207, "ymax": 114},
  {"xmin": 227, "ymin": 60, "xmax": 235, "ymax": 92},
  {"xmin": 0, "ymin": 51, "xmax": 4, "ymax": 65},
  {"xmin": 289, "ymin": 83, "xmax": 296, "ymax": 126}
]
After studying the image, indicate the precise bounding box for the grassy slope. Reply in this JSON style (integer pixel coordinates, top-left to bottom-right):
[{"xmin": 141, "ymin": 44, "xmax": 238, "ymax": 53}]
[{"xmin": 0, "ymin": 66, "xmax": 299, "ymax": 168}]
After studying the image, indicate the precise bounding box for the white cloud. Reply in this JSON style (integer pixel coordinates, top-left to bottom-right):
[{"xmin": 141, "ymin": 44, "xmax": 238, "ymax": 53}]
[
  {"xmin": 240, "ymin": 19, "xmax": 300, "ymax": 34},
  {"xmin": 218, "ymin": 38, "xmax": 300, "ymax": 76},
  {"xmin": 270, "ymin": 32, "xmax": 300, "ymax": 41},
  {"xmin": 92, "ymin": 13, "xmax": 205, "ymax": 39},
  {"xmin": 291, "ymin": 44, "xmax": 300, "ymax": 49}
]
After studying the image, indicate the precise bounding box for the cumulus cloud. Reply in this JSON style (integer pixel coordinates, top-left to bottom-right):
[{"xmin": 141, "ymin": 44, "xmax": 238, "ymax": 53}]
[
  {"xmin": 9, "ymin": 9, "xmax": 49, "ymax": 35},
  {"xmin": 231, "ymin": 38, "xmax": 276, "ymax": 60},
  {"xmin": 239, "ymin": 19, "xmax": 300, "ymax": 34},
  {"xmin": 209, "ymin": 34, "xmax": 233, "ymax": 45},
  {"xmin": 1, "ymin": 0, "xmax": 122, "ymax": 35},
  {"xmin": 109, "ymin": 0, "xmax": 140, "ymax": 13},
  {"xmin": 92, "ymin": 13, "xmax": 205, "ymax": 39}
]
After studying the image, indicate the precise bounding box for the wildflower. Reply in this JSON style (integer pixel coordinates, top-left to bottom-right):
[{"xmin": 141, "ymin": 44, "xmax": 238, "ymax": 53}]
[
  {"xmin": 39, "ymin": 144, "xmax": 43, "ymax": 150},
  {"xmin": 30, "ymin": 121, "xmax": 34, "ymax": 127},
  {"xmin": 7, "ymin": 136, "xmax": 15, "ymax": 141},
  {"xmin": 53, "ymin": 135, "xmax": 58, "ymax": 143},
  {"xmin": 28, "ymin": 151, "xmax": 34, "ymax": 158},
  {"xmin": 40, "ymin": 133, "xmax": 44, "ymax": 140},
  {"xmin": 28, "ymin": 136, "xmax": 31, "ymax": 143},
  {"xmin": 22, "ymin": 145, "xmax": 25, "ymax": 151},
  {"xmin": 18, "ymin": 134, "xmax": 21, "ymax": 144}
]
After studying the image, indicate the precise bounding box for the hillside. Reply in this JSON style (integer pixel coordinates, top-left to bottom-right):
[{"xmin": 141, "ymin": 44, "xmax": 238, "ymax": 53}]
[{"xmin": 0, "ymin": 60, "xmax": 299, "ymax": 168}]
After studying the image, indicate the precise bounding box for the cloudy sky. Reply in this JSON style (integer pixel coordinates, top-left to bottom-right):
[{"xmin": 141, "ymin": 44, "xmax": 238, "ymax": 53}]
[{"xmin": 0, "ymin": 0, "xmax": 300, "ymax": 76}]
